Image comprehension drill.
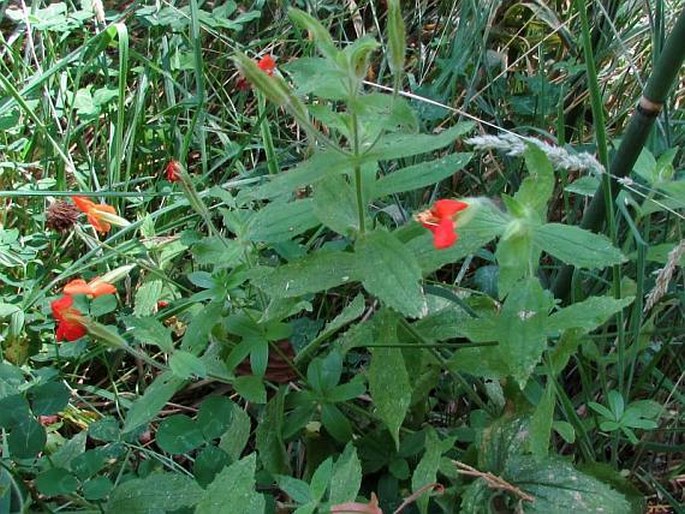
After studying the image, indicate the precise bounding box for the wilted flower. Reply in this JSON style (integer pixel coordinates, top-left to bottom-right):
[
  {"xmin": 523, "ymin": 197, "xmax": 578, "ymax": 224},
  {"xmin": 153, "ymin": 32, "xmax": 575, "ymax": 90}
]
[
  {"xmin": 165, "ymin": 160, "xmax": 182, "ymax": 182},
  {"xmin": 46, "ymin": 201, "xmax": 80, "ymax": 232}
]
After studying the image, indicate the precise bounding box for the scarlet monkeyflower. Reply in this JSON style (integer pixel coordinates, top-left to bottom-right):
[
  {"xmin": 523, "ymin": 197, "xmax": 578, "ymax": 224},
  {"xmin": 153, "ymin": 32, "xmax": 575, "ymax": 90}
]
[
  {"xmin": 237, "ymin": 54, "xmax": 276, "ymax": 90},
  {"xmin": 71, "ymin": 196, "xmax": 117, "ymax": 234},
  {"xmin": 415, "ymin": 199, "xmax": 469, "ymax": 250},
  {"xmin": 257, "ymin": 54, "xmax": 276, "ymax": 76},
  {"xmin": 165, "ymin": 160, "xmax": 182, "ymax": 182},
  {"xmin": 51, "ymin": 295, "xmax": 87, "ymax": 342},
  {"xmin": 63, "ymin": 277, "xmax": 116, "ymax": 298}
]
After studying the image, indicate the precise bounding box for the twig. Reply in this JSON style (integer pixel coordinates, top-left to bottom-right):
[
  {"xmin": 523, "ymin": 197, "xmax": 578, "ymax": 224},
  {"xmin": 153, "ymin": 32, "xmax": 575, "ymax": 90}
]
[{"xmin": 452, "ymin": 460, "xmax": 535, "ymax": 503}]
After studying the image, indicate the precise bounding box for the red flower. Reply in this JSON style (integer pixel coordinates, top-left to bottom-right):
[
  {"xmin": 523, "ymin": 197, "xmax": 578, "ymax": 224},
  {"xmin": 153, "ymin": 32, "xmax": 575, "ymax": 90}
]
[
  {"xmin": 257, "ymin": 55, "xmax": 276, "ymax": 76},
  {"xmin": 63, "ymin": 278, "xmax": 116, "ymax": 298},
  {"xmin": 416, "ymin": 199, "xmax": 469, "ymax": 249},
  {"xmin": 165, "ymin": 160, "xmax": 182, "ymax": 182},
  {"xmin": 71, "ymin": 196, "xmax": 117, "ymax": 234},
  {"xmin": 51, "ymin": 295, "xmax": 87, "ymax": 342}
]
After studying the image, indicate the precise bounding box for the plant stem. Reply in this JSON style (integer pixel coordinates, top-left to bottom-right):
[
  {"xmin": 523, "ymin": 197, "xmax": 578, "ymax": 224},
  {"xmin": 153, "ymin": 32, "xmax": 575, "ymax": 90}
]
[{"xmin": 351, "ymin": 109, "xmax": 366, "ymax": 235}]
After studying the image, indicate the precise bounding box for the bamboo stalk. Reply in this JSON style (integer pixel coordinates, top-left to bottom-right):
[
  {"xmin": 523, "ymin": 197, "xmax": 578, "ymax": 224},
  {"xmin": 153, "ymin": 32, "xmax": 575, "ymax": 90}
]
[{"xmin": 552, "ymin": 7, "xmax": 685, "ymax": 301}]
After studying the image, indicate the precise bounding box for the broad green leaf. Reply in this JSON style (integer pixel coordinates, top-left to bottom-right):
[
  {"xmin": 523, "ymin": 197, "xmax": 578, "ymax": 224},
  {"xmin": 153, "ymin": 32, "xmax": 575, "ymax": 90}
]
[
  {"xmin": 516, "ymin": 144, "xmax": 555, "ymax": 218},
  {"xmin": 496, "ymin": 222, "xmax": 537, "ymax": 297},
  {"xmin": 548, "ymin": 296, "xmax": 634, "ymax": 333},
  {"xmin": 356, "ymin": 229, "xmax": 425, "ymax": 317},
  {"xmin": 125, "ymin": 316, "xmax": 173, "ymax": 353},
  {"xmin": 368, "ymin": 311, "xmax": 412, "ymax": 447},
  {"xmin": 169, "ymin": 351, "xmax": 208, "ymax": 380},
  {"xmin": 8, "ymin": 418, "xmax": 46, "ymax": 459},
  {"xmin": 285, "ymin": 57, "xmax": 348, "ymax": 100},
  {"xmin": 0, "ymin": 303, "xmax": 20, "ymax": 318},
  {"xmin": 197, "ymin": 396, "xmax": 234, "ymax": 441},
  {"xmin": 309, "ymin": 457, "xmax": 333, "ymax": 502},
  {"xmin": 245, "ymin": 199, "xmax": 319, "ymax": 243},
  {"xmin": 133, "ymin": 280, "xmax": 162, "ymax": 317},
  {"xmin": 505, "ymin": 455, "xmax": 631, "ymax": 513},
  {"xmin": 411, "ymin": 428, "xmax": 455, "ymax": 514},
  {"xmin": 82, "ymin": 476, "xmax": 114, "ymax": 501},
  {"xmin": 122, "ymin": 372, "xmax": 186, "ymax": 433},
  {"xmin": 218, "ymin": 404, "xmax": 251, "ymax": 460},
  {"xmin": 534, "ymin": 223, "xmax": 626, "ymax": 269},
  {"xmin": 107, "ymin": 472, "xmax": 203, "ymax": 514},
  {"xmin": 329, "ymin": 443, "xmax": 362, "ymax": 504},
  {"xmin": 156, "ymin": 415, "xmax": 205, "ymax": 454},
  {"xmin": 313, "ymin": 174, "xmax": 359, "ymax": 236},
  {"xmin": 321, "ymin": 403, "xmax": 353, "ymax": 442},
  {"xmin": 256, "ymin": 388, "xmax": 290, "ymax": 474},
  {"xmin": 375, "ymin": 153, "xmax": 471, "ymax": 197},
  {"xmin": 35, "ymin": 468, "xmax": 79, "ymax": 496},
  {"xmin": 528, "ymin": 382, "xmax": 555, "ymax": 459},
  {"xmin": 234, "ymin": 375, "xmax": 266, "ymax": 403},
  {"xmin": 192, "ymin": 237, "xmax": 242, "ymax": 268},
  {"xmin": 367, "ymin": 123, "xmax": 474, "ymax": 161},
  {"xmin": 275, "ymin": 475, "xmax": 313, "ymax": 504},
  {"xmin": 180, "ymin": 302, "xmax": 223, "ymax": 354},
  {"xmin": 195, "ymin": 454, "xmax": 265, "ymax": 514},
  {"xmin": 451, "ymin": 278, "xmax": 555, "ymax": 389},
  {"xmin": 29, "ymin": 381, "xmax": 70, "ymax": 415},
  {"xmin": 251, "ymin": 251, "xmax": 359, "ymax": 298},
  {"xmin": 193, "ymin": 446, "xmax": 230, "ymax": 488},
  {"xmin": 248, "ymin": 150, "xmax": 351, "ymax": 200},
  {"xmin": 307, "ymin": 350, "xmax": 343, "ymax": 393}
]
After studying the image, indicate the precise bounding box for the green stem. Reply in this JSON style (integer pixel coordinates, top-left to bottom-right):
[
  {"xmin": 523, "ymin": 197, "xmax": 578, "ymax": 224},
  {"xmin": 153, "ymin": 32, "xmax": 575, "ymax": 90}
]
[{"xmin": 351, "ymin": 109, "xmax": 366, "ymax": 235}]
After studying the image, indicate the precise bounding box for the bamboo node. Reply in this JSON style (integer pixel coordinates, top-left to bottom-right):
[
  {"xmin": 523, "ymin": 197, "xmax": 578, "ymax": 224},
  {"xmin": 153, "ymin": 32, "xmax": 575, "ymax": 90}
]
[{"xmin": 638, "ymin": 96, "xmax": 663, "ymax": 116}]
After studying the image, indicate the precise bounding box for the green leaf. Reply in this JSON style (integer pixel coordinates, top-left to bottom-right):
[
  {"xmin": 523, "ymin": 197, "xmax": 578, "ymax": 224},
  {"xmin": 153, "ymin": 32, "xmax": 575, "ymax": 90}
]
[
  {"xmin": 411, "ymin": 428, "xmax": 455, "ymax": 514},
  {"xmin": 356, "ymin": 229, "xmax": 425, "ymax": 317},
  {"xmin": 528, "ymin": 382, "xmax": 555, "ymax": 459},
  {"xmin": 313, "ymin": 174, "xmax": 359, "ymax": 236},
  {"xmin": 197, "ymin": 396, "xmax": 234, "ymax": 441},
  {"xmin": 275, "ymin": 475, "xmax": 313, "ymax": 504},
  {"xmin": 133, "ymin": 280, "xmax": 163, "ymax": 317},
  {"xmin": 534, "ymin": 223, "xmax": 626, "ymax": 268},
  {"xmin": 329, "ymin": 443, "xmax": 362, "ymax": 504},
  {"xmin": 309, "ymin": 457, "xmax": 333, "ymax": 502},
  {"xmin": 90, "ymin": 294, "xmax": 118, "ymax": 317},
  {"xmin": 82, "ymin": 476, "xmax": 114, "ymax": 501},
  {"xmin": 451, "ymin": 278, "xmax": 555, "ymax": 389},
  {"xmin": 496, "ymin": 222, "xmax": 537, "ymax": 297},
  {"xmin": 156, "ymin": 414, "xmax": 205, "ymax": 454},
  {"xmin": 285, "ymin": 57, "xmax": 348, "ymax": 100},
  {"xmin": 516, "ymin": 144, "xmax": 555, "ymax": 218},
  {"xmin": 252, "ymin": 251, "xmax": 359, "ymax": 298},
  {"xmin": 35, "ymin": 468, "xmax": 79, "ymax": 496},
  {"xmin": 505, "ymin": 455, "xmax": 631, "ymax": 513},
  {"xmin": 321, "ymin": 403, "xmax": 353, "ymax": 443},
  {"xmin": 169, "ymin": 350, "xmax": 208, "ymax": 380},
  {"xmin": 246, "ymin": 199, "xmax": 319, "ymax": 243},
  {"xmin": 193, "ymin": 446, "xmax": 231, "ymax": 488},
  {"xmin": 8, "ymin": 418, "xmax": 46, "ymax": 458},
  {"xmin": 180, "ymin": 302, "xmax": 223, "ymax": 354},
  {"xmin": 125, "ymin": 316, "xmax": 173, "ymax": 352},
  {"xmin": 122, "ymin": 372, "xmax": 186, "ymax": 433},
  {"xmin": 195, "ymin": 454, "xmax": 265, "ymax": 514},
  {"xmin": 29, "ymin": 381, "xmax": 70, "ymax": 415},
  {"xmin": 374, "ymin": 153, "xmax": 471, "ymax": 197},
  {"xmin": 368, "ymin": 311, "xmax": 412, "ymax": 447},
  {"xmin": 234, "ymin": 375, "xmax": 266, "ymax": 404},
  {"xmin": 367, "ymin": 123, "xmax": 474, "ymax": 161},
  {"xmin": 218, "ymin": 404, "xmax": 251, "ymax": 461},
  {"xmin": 107, "ymin": 472, "xmax": 203, "ymax": 514},
  {"xmin": 255, "ymin": 388, "xmax": 290, "ymax": 474},
  {"xmin": 192, "ymin": 237, "xmax": 242, "ymax": 268},
  {"xmin": 247, "ymin": 150, "xmax": 351, "ymax": 200},
  {"xmin": 548, "ymin": 296, "xmax": 634, "ymax": 333}
]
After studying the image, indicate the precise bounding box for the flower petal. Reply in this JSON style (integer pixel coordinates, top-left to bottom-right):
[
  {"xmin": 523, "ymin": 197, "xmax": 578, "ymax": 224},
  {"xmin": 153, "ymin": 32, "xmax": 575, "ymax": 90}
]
[
  {"xmin": 63, "ymin": 279, "xmax": 92, "ymax": 296},
  {"xmin": 71, "ymin": 196, "xmax": 96, "ymax": 214},
  {"xmin": 257, "ymin": 55, "xmax": 276, "ymax": 75},
  {"xmin": 432, "ymin": 199, "xmax": 468, "ymax": 219},
  {"xmin": 89, "ymin": 279, "xmax": 116, "ymax": 297},
  {"xmin": 50, "ymin": 295, "xmax": 74, "ymax": 321},
  {"xmin": 56, "ymin": 320, "xmax": 87, "ymax": 342},
  {"xmin": 431, "ymin": 218, "xmax": 457, "ymax": 249}
]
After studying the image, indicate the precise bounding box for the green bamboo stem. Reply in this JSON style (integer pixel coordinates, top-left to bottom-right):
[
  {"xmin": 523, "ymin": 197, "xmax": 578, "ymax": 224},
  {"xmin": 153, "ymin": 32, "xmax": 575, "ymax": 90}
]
[{"xmin": 553, "ymin": 6, "xmax": 685, "ymax": 301}]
